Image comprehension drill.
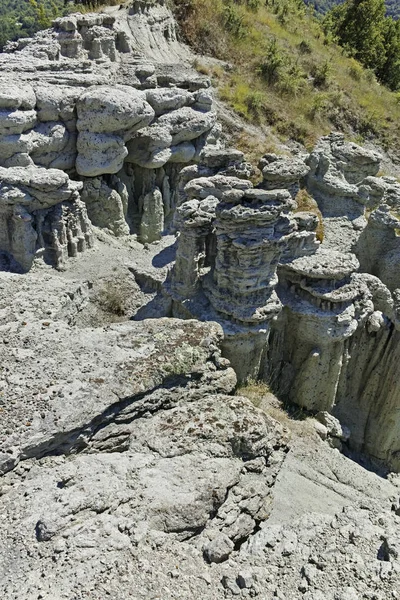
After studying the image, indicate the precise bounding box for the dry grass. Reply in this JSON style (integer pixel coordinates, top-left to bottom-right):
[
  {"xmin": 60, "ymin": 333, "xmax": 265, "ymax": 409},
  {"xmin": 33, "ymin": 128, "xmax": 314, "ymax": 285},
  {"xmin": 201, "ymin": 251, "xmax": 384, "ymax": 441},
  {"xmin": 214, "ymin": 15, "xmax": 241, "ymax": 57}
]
[
  {"xmin": 172, "ymin": 0, "xmax": 400, "ymax": 154},
  {"xmin": 236, "ymin": 379, "xmax": 273, "ymax": 408},
  {"xmin": 97, "ymin": 279, "xmax": 130, "ymax": 316},
  {"xmin": 295, "ymin": 188, "xmax": 324, "ymax": 242},
  {"xmin": 237, "ymin": 378, "xmax": 318, "ymax": 439}
]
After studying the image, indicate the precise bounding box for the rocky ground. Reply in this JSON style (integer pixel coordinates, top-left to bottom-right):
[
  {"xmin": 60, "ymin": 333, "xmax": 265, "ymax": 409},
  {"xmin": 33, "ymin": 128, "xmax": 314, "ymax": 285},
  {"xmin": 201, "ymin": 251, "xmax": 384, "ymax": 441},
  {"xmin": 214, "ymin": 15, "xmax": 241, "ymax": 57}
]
[
  {"xmin": 0, "ymin": 2, "xmax": 399, "ymax": 598},
  {"xmin": 0, "ymin": 233, "xmax": 399, "ymax": 600}
]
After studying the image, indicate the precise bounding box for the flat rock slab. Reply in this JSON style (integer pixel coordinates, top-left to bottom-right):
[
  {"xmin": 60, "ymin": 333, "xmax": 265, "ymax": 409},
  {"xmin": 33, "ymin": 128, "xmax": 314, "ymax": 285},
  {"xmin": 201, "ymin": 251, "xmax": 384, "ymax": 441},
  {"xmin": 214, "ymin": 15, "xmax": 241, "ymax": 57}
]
[
  {"xmin": 0, "ymin": 388, "xmax": 286, "ymax": 600},
  {"xmin": 0, "ymin": 317, "xmax": 236, "ymax": 474},
  {"xmin": 0, "ymin": 271, "xmax": 90, "ymax": 326}
]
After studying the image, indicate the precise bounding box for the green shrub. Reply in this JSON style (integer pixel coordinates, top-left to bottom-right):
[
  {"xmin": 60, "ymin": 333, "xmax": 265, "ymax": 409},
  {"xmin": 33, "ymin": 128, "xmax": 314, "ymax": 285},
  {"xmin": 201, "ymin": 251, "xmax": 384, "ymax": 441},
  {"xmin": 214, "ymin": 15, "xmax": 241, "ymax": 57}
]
[
  {"xmin": 245, "ymin": 0, "xmax": 261, "ymax": 11},
  {"xmin": 298, "ymin": 39, "xmax": 312, "ymax": 54},
  {"xmin": 223, "ymin": 4, "xmax": 247, "ymax": 38},
  {"xmin": 348, "ymin": 58, "xmax": 363, "ymax": 81},
  {"xmin": 97, "ymin": 281, "xmax": 129, "ymax": 316},
  {"xmin": 278, "ymin": 65, "xmax": 306, "ymax": 96},
  {"xmin": 311, "ymin": 60, "xmax": 332, "ymax": 87},
  {"xmin": 245, "ymin": 90, "xmax": 265, "ymax": 114},
  {"xmin": 308, "ymin": 92, "xmax": 329, "ymax": 119},
  {"xmin": 257, "ymin": 38, "xmax": 285, "ymax": 84}
]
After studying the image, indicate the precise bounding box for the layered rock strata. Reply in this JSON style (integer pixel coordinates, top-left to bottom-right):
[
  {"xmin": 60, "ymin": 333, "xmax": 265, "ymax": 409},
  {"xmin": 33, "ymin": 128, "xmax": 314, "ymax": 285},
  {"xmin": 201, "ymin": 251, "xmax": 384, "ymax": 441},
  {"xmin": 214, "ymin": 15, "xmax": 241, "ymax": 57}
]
[
  {"xmin": 1, "ymin": 3, "xmax": 400, "ymax": 598},
  {"xmin": 0, "ymin": 10, "xmax": 218, "ymax": 269},
  {"xmin": 0, "ymin": 0, "xmax": 399, "ymax": 474},
  {"xmin": 165, "ymin": 137, "xmax": 400, "ymax": 471},
  {"xmin": 306, "ymin": 132, "xmax": 381, "ymax": 253},
  {"xmin": 0, "ymin": 304, "xmax": 290, "ymax": 599},
  {"xmin": 0, "ymin": 165, "xmax": 92, "ymax": 271},
  {"xmin": 168, "ymin": 148, "xmax": 319, "ymax": 381},
  {"xmin": 266, "ymin": 249, "xmax": 369, "ymax": 411},
  {"xmin": 357, "ymin": 175, "xmax": 400, "ymax": 292}
]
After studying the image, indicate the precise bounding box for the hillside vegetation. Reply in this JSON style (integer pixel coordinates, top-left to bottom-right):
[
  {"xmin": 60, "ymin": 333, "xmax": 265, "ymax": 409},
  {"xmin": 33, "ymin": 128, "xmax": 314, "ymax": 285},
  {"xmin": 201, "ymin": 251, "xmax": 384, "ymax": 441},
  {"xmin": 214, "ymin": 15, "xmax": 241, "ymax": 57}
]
[
  {"xmin": 0, "ymin": 0, "xmax": 69, "ymax": 48},
  {"xmin": 172, "ymin": 0, "xmax": 400, "ymax": 155},
  {"xmin": 2, "ymin": 0, "xmax": 400, "ymax": 159},
  {"xmin": 324, "ymin": 0, "xmax": 400, "ymax": 90},
  {"xmin": 305, "ymin": 0, "xmax": 400, "ymax": 19},
  {"xmin": 0, "ymin": 0, "xmax": 117, "ymax": 48}
]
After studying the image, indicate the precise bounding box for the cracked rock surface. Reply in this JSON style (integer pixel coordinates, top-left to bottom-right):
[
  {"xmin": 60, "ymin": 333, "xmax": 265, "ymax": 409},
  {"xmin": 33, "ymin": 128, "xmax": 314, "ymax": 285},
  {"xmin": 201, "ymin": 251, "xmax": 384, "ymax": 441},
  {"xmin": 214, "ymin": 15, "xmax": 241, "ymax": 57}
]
[
  {"xmin": 0, "ymin": 264, "xmax": 293, "ymax": 598},
  {"xmin": 1, "ymin": 2, "xmax": 400, "ymax": 599}
]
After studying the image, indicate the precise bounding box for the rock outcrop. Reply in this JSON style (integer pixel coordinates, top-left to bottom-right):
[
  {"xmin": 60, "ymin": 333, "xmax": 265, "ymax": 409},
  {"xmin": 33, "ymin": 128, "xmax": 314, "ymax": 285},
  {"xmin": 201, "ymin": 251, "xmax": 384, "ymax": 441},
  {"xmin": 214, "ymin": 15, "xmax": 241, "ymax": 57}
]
[
  {"xmin": 0, "ymin": 9, "xmax": 218, "ymax": 271},
  {"xmin": 167, "ymin": 147, "xmax": 318, "ymax": 380},
  {"xmin": 0, "ymin": 165, "xmax": 92, "ymax": 271},
  {"xmin": 0, "ymin": 298, "xmax": 289, "ymax": 598},
  {"xmin": 1, "ymin": 3, "xmax": 400, "ymax": 599},
  {"xmin": 161, "ymin": 136, "xmax": 400, "ymax": 472},
  {"xmin": 1, "ymin": 6, "xmax": 398, "ymax": 471}
]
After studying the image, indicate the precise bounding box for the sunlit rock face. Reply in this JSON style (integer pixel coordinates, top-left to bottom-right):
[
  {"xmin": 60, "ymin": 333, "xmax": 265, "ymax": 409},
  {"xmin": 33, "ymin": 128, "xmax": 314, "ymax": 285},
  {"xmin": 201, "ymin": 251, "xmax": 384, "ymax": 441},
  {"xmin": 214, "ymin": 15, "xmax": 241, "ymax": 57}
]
[
  {"xmin": 0, "ymin": 11, "xmax": 219, "ymax": 270},
  {"xmin": 168, "ymin": 137, "xmax": 400, "ymax": 472},
  {"xmin": 0, "ymin": 6, "xmax": 399, "ymax": 472}
]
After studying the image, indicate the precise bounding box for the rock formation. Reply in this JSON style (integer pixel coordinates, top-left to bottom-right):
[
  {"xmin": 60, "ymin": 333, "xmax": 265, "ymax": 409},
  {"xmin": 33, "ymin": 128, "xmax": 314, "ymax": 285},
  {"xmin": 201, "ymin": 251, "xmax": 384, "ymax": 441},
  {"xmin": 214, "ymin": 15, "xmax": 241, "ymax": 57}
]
[
  {"xmin": 167, "ymin": 147, "xmax": 318, "ymax": 381},
  {"xmin": 0, "ymin": 165, "xmax": 92, "ymax": 271},
  {"xmin": 1, "ymin": 260, "xmax": 399, "ymax": 600},
  {"xmin": 0, "ymin": 0, "xmax": 399, "ymax": 470},
  {"xmin": 1, "ymin": 3, "xmax": 400, "ymax": 599},
  {"xmin": 0, "ymin": 9, "xmax": 218, "ymax": 271},
  {"xmin": 164, "ymin": 134, "xmax": 400, "ymax": 472}
]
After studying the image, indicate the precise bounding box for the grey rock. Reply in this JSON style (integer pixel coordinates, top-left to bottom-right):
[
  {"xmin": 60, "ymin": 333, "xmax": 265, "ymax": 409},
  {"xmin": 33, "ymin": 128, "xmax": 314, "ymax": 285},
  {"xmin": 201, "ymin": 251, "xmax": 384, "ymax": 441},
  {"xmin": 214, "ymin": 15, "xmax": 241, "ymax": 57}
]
[
  {"xmin": 0, "ymin": 109, "xmax": 37, "ymax": 135},
  {"xmin": 0, "ymin": 5, "xmax": 400, "ymax": 599},
  {"xmin": 77, "ymin": 86, "xmax": 154, "ymax": 135},
  {"xmin": 203, "ymin": 534, "xmax": 234, "ymax": 563},
  {"xmin": 316, "ymin": 412, "xmax": 350, "ymax": 442},
  {"xmin": 145, "ymin": 87, "xmax": 193, "ymax": 116},
  {"xmin": 157, "ymin": 106, "xmax": 217, "ymax": 145},
  {"xmin": 0, "ymin": 165, "xmax": 92, "ymax": 271},
  {"xmin": 306, "ymin": 132, "xmax": 382, "ymax": 252},
  {"xmin": 81, "ymin": 176, "xmax": 129, "ymax": 236},
  {"xmin": 259, "ymin": 153, "xmax": 309, "ymax": 193},
  {"xmin": 76, "ymin": 131, "xmax": 128, "ymax": 176},
  {"xmin": 139, "ymin": 187, "xmax": 164, "ymax": 243}
]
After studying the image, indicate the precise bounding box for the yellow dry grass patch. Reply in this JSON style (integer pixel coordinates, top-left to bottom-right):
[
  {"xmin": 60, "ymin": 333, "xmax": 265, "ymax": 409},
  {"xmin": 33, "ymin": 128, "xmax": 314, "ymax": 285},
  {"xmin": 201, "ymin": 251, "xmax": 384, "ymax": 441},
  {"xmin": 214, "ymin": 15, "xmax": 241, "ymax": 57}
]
[
  {"xmin": 237, "ymin": 379, "xmax": 319, "ymax": 440},
  {"xmin": 172, "ymin": 0, "xmax": 400, "ymax": 154}
]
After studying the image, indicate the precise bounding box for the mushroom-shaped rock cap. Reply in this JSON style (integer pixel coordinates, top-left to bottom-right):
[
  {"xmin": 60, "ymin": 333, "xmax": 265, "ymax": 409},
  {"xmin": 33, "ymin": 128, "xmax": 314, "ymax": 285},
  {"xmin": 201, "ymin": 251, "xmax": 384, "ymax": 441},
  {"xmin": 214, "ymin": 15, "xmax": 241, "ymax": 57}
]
[
  {"xmin": 330, "ymin": 136, "xmax": 382, "ymax": 167},
  {"xmin": 259, "ymin": 153, "xmax": 309, "ymax": 187},
  {"xmin": 258, "ymin": 154, "xmax": 310, "ymax": 188},
  {"xmin": 200, "ymin": 147, "xmax": 244, "ymax": 169},
  {"xmin": 77, "ymin": 86, "xmax": 155, "ymax": 134},
  {"xmin": 284, "ymin": 248, "xmax": 359, "ymax": 280},
  {"xmin": 176, "ymin": 196, "xmax": 218, "ymax": 227}
]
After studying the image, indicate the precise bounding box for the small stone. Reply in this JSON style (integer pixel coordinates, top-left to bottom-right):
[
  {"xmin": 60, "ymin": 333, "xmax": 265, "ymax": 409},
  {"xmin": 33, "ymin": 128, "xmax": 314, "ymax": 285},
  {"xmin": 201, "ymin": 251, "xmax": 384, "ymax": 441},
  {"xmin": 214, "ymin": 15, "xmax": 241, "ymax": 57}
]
[
  {"xmin": 313, "ymin": 421, "xmax": 328, "ymax": 441},
  {"xmin": 221, "ymin": 575, "xmax": 241, "ymax": 596},
  {"xmin": 237, "ymin": 570, "xmax": 254, "ymax": 589},
  {"xmin": 204, "ymin": 534, "xmax": 234, "ymax": 564},
  {"xmin": 53, "ymin": 539, "xmax": 66, "ymax": 554}
]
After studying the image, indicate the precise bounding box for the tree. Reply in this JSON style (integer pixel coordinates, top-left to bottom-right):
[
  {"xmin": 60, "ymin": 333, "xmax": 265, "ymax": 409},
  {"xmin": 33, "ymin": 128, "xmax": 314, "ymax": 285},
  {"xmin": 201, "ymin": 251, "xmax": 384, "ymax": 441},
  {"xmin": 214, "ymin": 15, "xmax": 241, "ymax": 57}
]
[
  {"xmin": 324, "ymin": 0, "xmax": 400, "ymax": 90},
  {"xmin": 376, "ymin": 18, "xmax": 400, "ymax": 89},
  {"xmin": 325, "ymin": 0, "xmax": 387, "ymax": 70}
]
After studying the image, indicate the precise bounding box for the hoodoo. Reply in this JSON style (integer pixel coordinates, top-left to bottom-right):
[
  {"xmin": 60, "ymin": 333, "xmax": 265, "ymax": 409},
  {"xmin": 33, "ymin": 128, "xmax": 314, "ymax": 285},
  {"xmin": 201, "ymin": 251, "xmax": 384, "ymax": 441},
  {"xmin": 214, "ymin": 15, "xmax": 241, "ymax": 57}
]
[{"xmin": 1, "ymin": 3, "xmax": 400, "ymax": 599}]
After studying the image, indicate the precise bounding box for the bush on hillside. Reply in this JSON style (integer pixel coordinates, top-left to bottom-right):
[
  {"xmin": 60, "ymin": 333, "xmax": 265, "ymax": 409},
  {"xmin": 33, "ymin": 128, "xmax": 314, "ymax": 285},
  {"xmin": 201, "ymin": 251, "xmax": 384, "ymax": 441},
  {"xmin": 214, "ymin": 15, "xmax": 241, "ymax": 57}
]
[{"xmin": 324, "ymin": 0, "xmax": 400, "ymax": 90}]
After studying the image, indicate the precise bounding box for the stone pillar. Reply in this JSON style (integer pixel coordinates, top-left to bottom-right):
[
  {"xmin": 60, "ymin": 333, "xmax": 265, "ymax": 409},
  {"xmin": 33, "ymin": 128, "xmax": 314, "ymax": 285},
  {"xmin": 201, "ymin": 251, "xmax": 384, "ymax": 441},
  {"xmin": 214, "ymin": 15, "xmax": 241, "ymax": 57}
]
[
  {"xmin": 258, "ymin": 153, "xmax": 309, "ymax": 198},
  {"xmin": 171, "ymin": 197, "xmax": 218, "ymax": 298},
  {"xmin": 202, "ymin": 187, "xmax": 297, "ymax": 381},
  {"xmin": 272, "ymin": 249, "xmax": 365, "ymax": 411},
  {"xmin": 10, "ymin": 205, "xmax": 37, "ymax": 272},
  {"xmin": 139, "ymin": 187, "xmax": 164, "ymax": 244},
  {"xmin": 205, "ymin": 188, "xmax": 296, "ymax": 323}
]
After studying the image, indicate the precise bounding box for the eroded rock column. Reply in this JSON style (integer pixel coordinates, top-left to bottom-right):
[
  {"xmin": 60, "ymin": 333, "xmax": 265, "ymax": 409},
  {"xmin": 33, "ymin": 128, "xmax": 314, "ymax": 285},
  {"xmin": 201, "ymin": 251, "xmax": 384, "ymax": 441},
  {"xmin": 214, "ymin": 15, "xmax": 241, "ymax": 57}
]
[
  {"xmin": 268, "ymin": 249, "xmax": 367, "ymax": 411},
  {"xmin": 201, "ymin": 187, "xmax": 297, "ymax": 381},
  {"xmin": 306, "ymin": 133, "xmax": 381, "ymax": 253}
]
